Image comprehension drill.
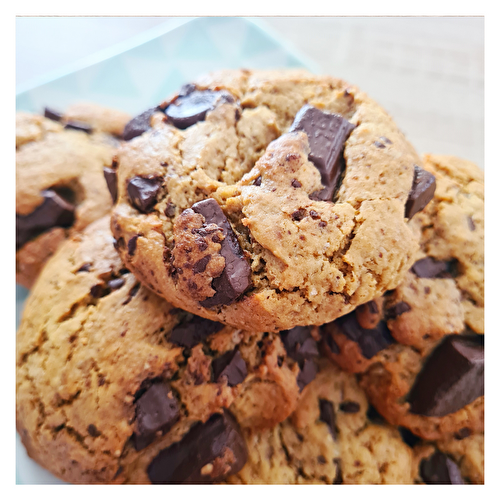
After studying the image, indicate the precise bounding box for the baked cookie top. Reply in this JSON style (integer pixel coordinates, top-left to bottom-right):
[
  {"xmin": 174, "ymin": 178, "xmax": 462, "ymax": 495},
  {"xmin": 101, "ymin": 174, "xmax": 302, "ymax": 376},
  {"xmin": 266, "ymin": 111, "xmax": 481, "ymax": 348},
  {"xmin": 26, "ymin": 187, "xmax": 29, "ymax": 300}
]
[
  {"xmin": 16, "ymin": 104, "xmax": 130, "ymax": 288},
  {"xmin": 16, "ymin": 216, "xmax": 307, "ymax": 484},
  {"xmin": 321, "ymin": 154, "xmax": 484, "ymax": 440},
  {"xmin": 110, "ymin": 69, "xmax": 429, "ymax": 332}
]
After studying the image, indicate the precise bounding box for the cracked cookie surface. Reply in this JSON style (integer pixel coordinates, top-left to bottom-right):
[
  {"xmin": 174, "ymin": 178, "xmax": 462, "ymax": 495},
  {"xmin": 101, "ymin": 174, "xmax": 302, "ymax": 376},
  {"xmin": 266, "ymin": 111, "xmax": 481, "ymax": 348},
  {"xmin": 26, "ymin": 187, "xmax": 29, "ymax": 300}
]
[
  {"xmin": 111, "ymin": 69, "xmax": 424, "ymax": 332},
  {"xmin": 16, "ymin": 217, "xmax": 303, "ymax": 484},
  {"xmin": 16, "ymin": 103, "xmax": 131, "ymax": 288}
]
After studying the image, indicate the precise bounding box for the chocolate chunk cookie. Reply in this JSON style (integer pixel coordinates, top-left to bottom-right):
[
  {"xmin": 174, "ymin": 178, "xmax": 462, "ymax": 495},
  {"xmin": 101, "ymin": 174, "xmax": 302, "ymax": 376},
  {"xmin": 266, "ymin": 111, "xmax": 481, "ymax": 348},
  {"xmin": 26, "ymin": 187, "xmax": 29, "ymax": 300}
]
[
  {"xmin": 321, "ymin": 154, "xmax": 484, "ymax": 440},
  {"xmin": 16, "ymin": 217, "xmax": 305, "ymax": 484},
  {"xmin": 111, "ymin": 69, "xmax": 427, "ymax": 332},
  {"xmin": 16, "ymin": 104, "xmax": 130, "ymax": 288},
  {"xmin": 226, "ymin": 360, "xmax": 414, "ymax": 484}
]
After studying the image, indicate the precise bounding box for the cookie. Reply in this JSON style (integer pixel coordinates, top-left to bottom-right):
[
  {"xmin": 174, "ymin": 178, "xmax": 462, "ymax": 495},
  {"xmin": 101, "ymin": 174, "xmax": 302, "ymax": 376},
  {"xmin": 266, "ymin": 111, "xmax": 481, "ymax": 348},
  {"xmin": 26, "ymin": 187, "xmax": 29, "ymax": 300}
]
[
  {"xmin": 16, "ymin": 103, "xmax": 130, "ymax": 288},
  {"xmin": 226, "ymin": 360, "xmax": 413, "ymax": 484},
  {"xmin": 321, "ymin": 154, "xmax": 484, "ymax": 440},
  {"xmin": 110, "ymin": 69, "xmax": 429, "ymax": 333},
  {"xmin": 412, "ymin": 433, "xmax": 484, "ymax": 484},
  {"xmin": 16, "ymin": 216, "xmax": 309, "ymax": 484}
]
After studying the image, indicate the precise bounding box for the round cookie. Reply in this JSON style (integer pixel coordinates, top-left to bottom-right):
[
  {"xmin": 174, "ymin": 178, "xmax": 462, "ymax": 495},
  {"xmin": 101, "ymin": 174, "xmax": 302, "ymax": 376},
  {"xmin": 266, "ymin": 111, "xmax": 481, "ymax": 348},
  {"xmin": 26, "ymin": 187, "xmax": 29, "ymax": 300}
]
[
  {"xmin": 321, "ymin": 154, "xmax": 484, "ymax": 440},
  {"xmin": 110, "ymin": 69, "xmax": 431, "ymax": 333},
  {"xmin": 16, "ymin": 216, "xmax": 304, "ymax": 484},
  {"xmin": 16, "ymin": 104, "xmax": 130, "ymax": 288},
  {"xmin": 226, "ymin": 360, "xmax": 414, "ymax": 484}
]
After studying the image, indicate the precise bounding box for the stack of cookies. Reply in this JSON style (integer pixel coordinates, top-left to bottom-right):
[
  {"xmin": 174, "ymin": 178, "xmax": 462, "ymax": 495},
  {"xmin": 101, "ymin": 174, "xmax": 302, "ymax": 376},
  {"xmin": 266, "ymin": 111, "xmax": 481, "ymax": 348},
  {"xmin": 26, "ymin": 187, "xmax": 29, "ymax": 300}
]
[{"xmin": 16, "ymin": 70, "xmax": 484, "ymax": 484}]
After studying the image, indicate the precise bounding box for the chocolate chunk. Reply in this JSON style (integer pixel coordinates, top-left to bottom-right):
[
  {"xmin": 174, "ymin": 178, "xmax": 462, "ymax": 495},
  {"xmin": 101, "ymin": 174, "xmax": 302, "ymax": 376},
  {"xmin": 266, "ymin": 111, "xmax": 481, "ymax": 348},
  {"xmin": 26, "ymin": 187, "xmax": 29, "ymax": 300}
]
[
  {"xmin": 108, "ymin": 278, "xmax": 125, "ymax": 290},
  {"xmin": 165, "ymin": 90, "xmax": 234, "ymax": 130},
  {"xmin": 319, "ymin": 399, "xmax": 337, "ymax": 440},
  {"xmin": 454, "ymin": 428, "xmax": 472, "ymax": 440},
  {"xmin": 44, "ymin": 107, "xmax": 63, "ymax": 122},
  {"xmin": 64, "ymin": 120, "xmax": 92, "ymax": 134},
  {"xmin": 411, "ymin": 257, "xmax": 449, "ymax": 278},
  {"xmin": 123, "ymin": 107, "xmax": 158, "ymax": 141},
  {"xmin": 291, "ymin": 208, "xmax": 307, "ymax": 221},
  {"xmin": 191, "ymin": 199, "xmax": 251, "ymax": 307},
  {"xmin": 103, "ymin": 167, "xmax": 118, "ymax": 203},
  {"xmin": 290, "ymin": 105, "xmax": 355, "ymax": 201},
  {"xmin": 420, "ymin": 451, "xmax": 464, "ymax": 484},
  {"xmin": 253, "ymin": 176, "xmax": 262, "ymax": 186},
  {"xmin": 467, "ymin": 216, "xmax": 476, "ymax": 231},
  {"xmin": 170, "ymin": 315, "xmax": 224, "ymax": 348},
  {"xmin": 297, "ymin": 359, "xmax": 318, "ymax": 391},
  {"xmin": 333, "ymin": 458, "xmax": 343, "ymax": 484},
  {"xmin": 77, "ymin": 263, "xmax": 91, "ymax": 273},
  {"xmin": 280, "ymin": 326, "xmax": 319, "ymax": 363},
  {"xmin": 335, "ymin": 311, "xmax": 394, "ymax": 359},
  {"xmin": 164, "ymin": 201, "xmax": 176, "ymax": 218},
  {"xmin": 386, "ymin": 301, "xmax": 411, "ymax": 319},
  {"xmin": 147, "ymin": 410, "xmax": 248, "ymax": 484},
  {"xmin": 212, "ymin": 350, "xmax": 247, "ymax": 386},
  {"xmin": 134, "ymin": 382, "xmax": 180, "ymax": 451},
  {"xmin": 127, "ymin": 235, "xmax": 139, "ymax": 256},
  {"xmin": 87, "ymin": 424, "xmax": 100, "ymax": 437},
  {"xmin": 339, "ymin": 401, "xmax": 360, "ymax": 413},
  {"xmin": 127, "ymin": 176, "xmax": 163, "ymax": 213},
  {"xmin": 291, "ymin": 179, "xmax": 302, "ymax": 188},
  {"xmin": 193, "ymin": 255, "xmax": 211, "ymax": 274},
  {"xmin": 16, "ymin": 190, "xmax": 75, "ymax": 249},
  {"xmin": 408, "ymin": 335, "xmax": 484, "ymax": 417},
  {"xmin": 405, "ymin": 165, "xmax": 436, "ymax": 219}
]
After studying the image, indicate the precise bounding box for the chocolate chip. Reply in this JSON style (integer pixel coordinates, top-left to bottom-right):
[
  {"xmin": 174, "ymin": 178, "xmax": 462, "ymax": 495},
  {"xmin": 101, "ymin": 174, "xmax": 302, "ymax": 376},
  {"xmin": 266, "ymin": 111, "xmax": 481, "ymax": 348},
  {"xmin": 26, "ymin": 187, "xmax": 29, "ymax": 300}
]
[
  {"xmin": 253, "ymin": 176, "xmax": 262, "ymax": 186},
  {"xmin": 374, "ymin": 140, "xmax": 385, "ymax": 148},
  {"xmin": 165, "ymin": 90, "xmax": 235, "ymax": 130},
  {"xmin": 90, "ymin": 284, "xmax": 104, "ymax": 298},
  {"xmin": 127, "ymin": 176, "xmax": 163, "ymax": 213},
  {"xmin": 123, "ymin": 107, "xmax": 158, "ymax": 141},
  {"xmin": 44, "ymin": 107, "xmax": 63, "ymax": 122},
  {"xmin": 405, "ymin": 165, "xmax": 436, "ymax": 219},
  {"xmin": 339, "ymin": 401, "xmax": 360, "ymax": 413},
  {"xmin": 103, "ymin": 167, "xmax": 118, "ymax": 203},
  {"xmin": 87, "ymin": 424, "xmax": 100, "ymax": 437},
  {"xmin": 291, "ymin": 179, "xmax": 302, "ymax": 188},
  {"xmin": 467, "ymin": 216, "xmax": 476, "ymax": 231},
  {"xmin": 297, "ymin": 359, "xmax": 318, "ymax": 391},
  {"xmin": 420, "ymin": 451, "xmax": 464, "ymax": 484},
  {"xmin": 165, "ymin": 201, "xmax": 176, "ymax": 218},
  {"xmin": 319, "ymin": 399, "xmax": 337, "ymax": 440},
  {"xmin": 386, "ymin": 301, "xmax": 411, "ymax": 319},
  {"xmin": 318, "ymin": 221, "xmax": 327, "ymax": 228},
  {"xmin": 454, "ymin": 427, "xmax": 472, "ymax": 440},
  {"xmin": 147, "ymin": 410, "xmax": 247, "ymax": 484},
  {"xmin": 108, "ymin": 278, "xmax": 125, "ymax": 290},
  {"xmin": 64, "ymin": 120, "xmax": 92, "ymax": 134},
  {"xmin": 290, "ymin": 105, "xmax": 355, "ymax": 201},
  {"xmin": 309, "ymin": 210, "xmax": 320, "ymax": 219},
  {"xmin": 77, "ymin": 263, "xmax": 91, "ymax": 273},
  {"xmin": 411, "ymin": 257, "xmax": 450, "ymax": 278},
  {"xmin": 407, "ymin": 335, "xmax": 484, "ymax": 417},
  {"xmin": 191, "ymin": 199, "xmax": 251, "ymax": 307},
  {"xmin": 212, "ymin": 350, "xmax": 247, "ymax": 386},
  {"xmin": 193, "ymin": 255, "xmax": 211, "ymax": 274},
  {"xmin": 134, "ymin": 382, "xmax": 180, "ymax": 451},
  {"xmin": 280, "ymin": 326, "xmax": 319, "ymax": 363},
  {"xmin": 122, "ymin": 282, "xmax": 140, "ymax": 305},
  {"xmin": 335, "ymin": 311, "xmax": 394, "ymax": 359},
  {"xmin": 16, "ymin": 190, "xmax": 75, "ymax": 249},
  {"xmin": 380, "ymin": 136, "xmax": 392, "ymax": 145},
  {"xmin": 333, "ymin": 458, "xmax": 343, "ymax": 484},
  {"xmin": 170, "ymin": 315, "xmax": 224, "ymax": 348},
  {"xmin": 128, "ymin": 235, "xmax": 139, "ymax": 256},
  {"xmin": 291, "ymin": 209, "xmax": 307, "ymax": 221}
]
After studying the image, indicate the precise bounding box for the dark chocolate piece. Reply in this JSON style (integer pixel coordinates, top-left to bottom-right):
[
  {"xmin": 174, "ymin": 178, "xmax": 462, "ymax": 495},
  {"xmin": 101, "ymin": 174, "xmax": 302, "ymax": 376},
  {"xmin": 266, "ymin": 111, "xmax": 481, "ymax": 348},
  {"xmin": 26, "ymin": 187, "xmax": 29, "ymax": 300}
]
[
  {"xmin": 64, "ymin": 120, "xmax": 92, "ymax": 134},
  {"xmin": 44, "ymin": 107, "xmax": 63, "ymax": 122},
  {"xmin": 123, "ymin": 107, "xmax": 158, "ymax": 141},
  {"xmin": 319, "ymin": 399, "xmax": 337, "ymax": 440},
  {"xmin": 127, "ymin": 176, "xmax": 163, "ymax": 213},
  {"xmin": 335, "ymin": 311, "xmax": 394, "ymax": 359},
  {"xmin": 87, "ymin": 424, "xmax": 100, "ymax": 437},
  {"xmin": 134, "ymin": 382, "xmax": 180, "ymax": 451},
  {"xmin": 297, "ymin": 359, "xmax": 318, "ymax": 391},
  {"xmin": 386, "ymin": 301, "xmax": 411, "ymax": 319},
  {"xmin": 147, "ymin": 410, "xmax": 248, "ymax": 484},
  {"xmin": 280, "ymin": 326, "xmax": 319, "ymax": 363},
  {"xmin": 411, "ymin": 257, "xmax": 449, "ymax": 278},
  {"xmin": 16, "ymin": 190, "xmax": 75, "ymax": 249},
  {"xmin": 170, "ymin": 315, "xmax": 224, "ymax": 348},
  {"xmin": 290, "ymin": 105, "xmax": 355, "ymax": 201},
  {"xmin": 407, "ymin": 335, "xmax": 484, "ymax": 417},
  {"xmin": 127, "ymin": 235, "xmax": 139, "ymax": 256},
  {"xmin": 405, "ymin": 165, "xmax": 436, "ymax": 219},
  {"xmin": 103, "ymin": 167, "xmax": 118, "ymax": 203},
  {"xmin": 191, "ymin": 199, "xmax": 251, "ymax": 307},
  {"xmin": 212, "ymin": 350, "xmax": 247, "ymax": 386},
  {"xmin": 420, "ymin": 451, "xmax": 464, "ymax": 484},
  {"xmin": 108, "ymin": 278, "xmax": 125, "ymax": 290},
  {"xmin": 339, "ymin": 401, "xmax": 360, "ymax": 413},
  {"xmin": 165, "ymin": 90, "xmax": 234, "ymax": 130}
]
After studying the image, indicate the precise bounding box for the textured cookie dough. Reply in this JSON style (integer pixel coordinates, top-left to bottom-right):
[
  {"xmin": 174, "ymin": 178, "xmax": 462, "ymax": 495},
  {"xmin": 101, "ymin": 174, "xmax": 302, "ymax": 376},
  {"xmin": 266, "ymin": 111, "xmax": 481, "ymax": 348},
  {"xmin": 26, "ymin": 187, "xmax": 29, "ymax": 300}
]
[
  {"xmin": 16, "ymin": 104, "xmax": 130, "ymax": 288},
  {"xmin": 227, "ymin": 361, "xmax": 413, "ymax": 484},
  {"xmin": 16, "ymin": 217, "xmax": 302, "ymax": 484},
  {"xmin": 111, "ymin": 69, "xmax": 425, "ymax": 333}
]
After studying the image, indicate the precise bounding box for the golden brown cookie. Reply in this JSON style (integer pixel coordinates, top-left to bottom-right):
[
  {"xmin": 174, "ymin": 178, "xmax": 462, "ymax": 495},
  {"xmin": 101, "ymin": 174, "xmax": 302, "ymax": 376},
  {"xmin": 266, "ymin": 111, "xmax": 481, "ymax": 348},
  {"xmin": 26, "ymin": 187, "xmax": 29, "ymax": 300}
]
[
  {"xmin": 16, "ymin": 216, "xmax": 310, "ymax": 484},
  {"xmin": 16, "ymin": 104, "xmax": 130, "ymax": 288},
  {"xmin": 110, "ymin": 69, "xmax": 429, "ymax": 333}
]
